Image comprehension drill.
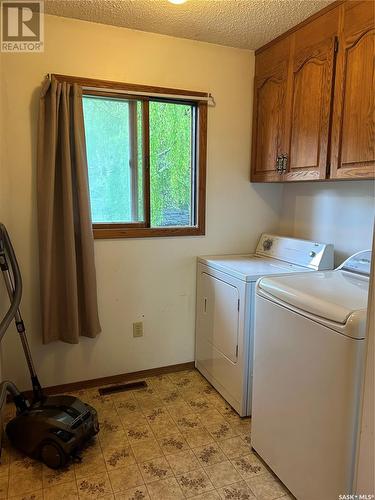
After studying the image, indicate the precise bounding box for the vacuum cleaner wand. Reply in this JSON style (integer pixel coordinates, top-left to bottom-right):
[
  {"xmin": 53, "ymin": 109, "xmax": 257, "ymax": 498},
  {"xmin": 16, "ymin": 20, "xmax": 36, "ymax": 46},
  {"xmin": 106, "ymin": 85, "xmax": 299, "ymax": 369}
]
[{"xmin": 0, "ymin": 223, "xmax": 44, "ymax": 405}]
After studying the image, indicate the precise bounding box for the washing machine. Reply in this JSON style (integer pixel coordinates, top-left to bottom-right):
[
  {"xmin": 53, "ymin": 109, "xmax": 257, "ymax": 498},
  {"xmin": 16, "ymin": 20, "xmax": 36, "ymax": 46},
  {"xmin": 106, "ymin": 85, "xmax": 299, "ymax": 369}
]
[
  {"xmin": 195, "ymin": 233, "xmax": 334, "ymax": 416},
  {"xmin": 252, "ymin": 250, "xmax": 371, "ymax": 500}
]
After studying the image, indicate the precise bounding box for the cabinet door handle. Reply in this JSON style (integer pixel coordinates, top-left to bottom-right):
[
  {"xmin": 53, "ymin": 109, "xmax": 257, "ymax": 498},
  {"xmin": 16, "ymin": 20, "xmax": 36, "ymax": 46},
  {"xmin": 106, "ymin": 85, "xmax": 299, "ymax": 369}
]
[
  {"xmin": 281, "ymin": 154, "xmax": 288, "ymax": 173},
  {"xmin": 204, "ymin": 297, "xmax": 207, "ymax": 313},
  {"xmin": 276, "ymin": 154, "xmax": 283, "ymax": 174}
]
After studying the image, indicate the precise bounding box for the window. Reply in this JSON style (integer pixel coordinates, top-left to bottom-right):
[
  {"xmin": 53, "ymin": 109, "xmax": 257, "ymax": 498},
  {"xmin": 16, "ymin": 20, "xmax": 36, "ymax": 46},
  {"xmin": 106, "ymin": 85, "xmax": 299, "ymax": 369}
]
[{"xmin": 65, "ymin": 76, "xmax": 208, "ymax": 238}]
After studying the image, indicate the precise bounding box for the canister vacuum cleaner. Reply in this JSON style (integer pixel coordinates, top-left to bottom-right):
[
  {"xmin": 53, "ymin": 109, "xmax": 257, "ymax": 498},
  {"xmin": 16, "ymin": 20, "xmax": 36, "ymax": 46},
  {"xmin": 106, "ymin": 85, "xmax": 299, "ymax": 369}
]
[{"xmin": 0, "ymin": 223, "xmax": 99, "ymax": 468}]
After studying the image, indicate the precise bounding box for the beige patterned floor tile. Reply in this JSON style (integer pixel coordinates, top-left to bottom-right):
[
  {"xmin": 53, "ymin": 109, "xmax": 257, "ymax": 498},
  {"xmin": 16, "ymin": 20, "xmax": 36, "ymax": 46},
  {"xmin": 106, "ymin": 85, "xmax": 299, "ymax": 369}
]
[
  {"xmin": 8, "ymin": 490, "xmax": 43, "ymax": 500},
  {"xmin": 74, "ymin": 451, "xmax": 107, "ymax": 479},
  {"xmin": 205, "ymin": 395, "xmax": 228, "ymax": 412},
  {"xmin": 204, "ymin": 460, "xmax": 242, "ymax": 488},
  {"xmin": 139, "ymin": 457, "xmax": 172, "ymax": 484},
  {"xmin": 147, "ymin": 376, "xmax": 176, "ymax": 392},
  {"xmin": 99, "ymin": 431, "xmax": 129, "ymax": 450},
  {"xmin": 125, "ymin": 423, "xmax": 153, "ymax": 443},
  {"xmin": 187, "ymin": 398, "xmax": 212, "ymax": 413},
  {"xmin": 190, "ymin": 491, "xmax": 221, "ymax": 499},
  {"xmin": 8, "ymin": 469, "xmax": 42, "ymax": 497},
  {"xmin": 1, "ymin": 371, "xmax": 261, "ymax": 500},
  {"xmin": 114, "ymin": 484, "xmax": 150, "ymax": 499},
  {"xmin": 149, "ymin": 419, "xmax": 180, "ymax": 438},
  {"xmin": 218, "ymin": 437, "xmax": 251, "ymax": 459},
  {"xmin": 166, "ymin": 402, "xmax": 192, "ymax": 419},
  {"xmin": 159, "ymin": 391, "xmax": 184, "ymax": 406},
  {"xmin": 146, "ymin": 476, "xmax": 184, "ymax": 500},
  {"xmin": 176, "ymin": 468, "xmax": 214, "ymax": 498},
  {"xmin": 87, "ymin": 393, "xmax": 115, "ymax": 412},
  {"xmin": 173, "ymin": 377, "xmax": 196, "ymax": 390},
  {"xmin": 142, "ymin": 407, "xmax": 169, "ymax": 425},
  {"xmin": 137, "ymin": 399, "xmax": 163, "ymax": 411},
  {"xmin": 110, "ymin": 391, "xmax": 136, "ymax": 404},
  {"xmin": 165, "ymin": 450, "xmax": 200, "ymax": 475},
  {"xmin": 43, "ymin": 480, "xmax": 78, "ymax": 500},
  {"xmin": 183, "ymin": 428, "xmax": 215, "ymax": 448},
  {"xmin": 199, "ymin": 408, "xmax": 228, "ymax": 425},
  {"xmin": 157, "ymin": 433, "xmax": 189, "ymax": 454},
  {"xmin": 103, "ymin": 445, "xmax": 136, "ymax": 471},
  {"xmin": 178, "ymin": 384, "xmax": 204, "ymax": 397},
  {"xmin": 77, "ymin": 471, "xmax": 113, "ymax": 498},
  {"xmin": 85, "ymin": 437, "xmax": 104, "ymax": 455},
  {"xmin": 218, "ymin": 406, "xmax": 239, "ymax": 423},
  {"xmin": 231, "ymin": 453, "xmax": 268, "ymax": 480},
  {"xmin": 133, "ymin": 388, "xmax": 157, "ymax": 400},
  {"xmin": 120, "ymin": 413, "xmax": 148, "ymax": 428},
  {"xmin": 9, "ymin": 455, "xmax": 42, "ymax": 475},
  {"xmin": 99, "ymin": 411, "xmax": 124, "ymax": 435},
  {"xmin": 174, "ymin": 413, "xmax": 203, "ymax": 431},
  {"xmin": 0, "ymin": 446, "xmax": 10, "ymax": 478},
  {"xmin": 193, "ymin": 444, "xmax": 227, "ymax": 467},
  {"xmin": 0, "ymin": 475, "xmax": 7, "ymax": 499},
  {"xmin": 199, "ymin": 384, "xmax": 217, "ymax": 396},
  {"xmin": 206, "ymin": 422, "xmax": 238, "ymax": 441},
  {"xmin": 242, "ymin": 434, "xmax": 252, "ymax": 448},
  {"xmin": 231, "ymin": 418, "xmax": 251, "ymax": 433},
  {"xmin": 246, "ymin": 471, "xmax": 288, "ymax": 500},
  {"xmin": 131, "ymin": 439, "xmax": 163, "ymax": 463},
  {"xmin": 115, "ymin": 400, "xmax": 141, "ymax": 417},
  {"xmin": 108, "ymin": 464, "xmax": 144, "ymax": 493},
  {"xmin": 217, "ymin": 480, "xmax": 256, "ymax": 500},
  {"xmin": 42, "ymin": 463, "xmax": 75, "ymax": 487}
]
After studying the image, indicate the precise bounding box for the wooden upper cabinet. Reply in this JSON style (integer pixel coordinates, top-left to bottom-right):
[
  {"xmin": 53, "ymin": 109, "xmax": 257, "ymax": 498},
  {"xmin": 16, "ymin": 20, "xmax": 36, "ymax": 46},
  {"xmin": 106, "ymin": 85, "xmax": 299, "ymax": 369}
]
[
  {"xmin": 251, "ymin": 38, "xmax": 290, "ymax": 182},
  {"xmin": 251, "ymin": 0, "xmax": 375, "ymax": 182},
  {"xmin": 330, "ymin": 1, "xmax": 375, "ymax": 179},
  {"xmin": 284, "ymin": 9, "xmax": 339, "ymax": 181}
]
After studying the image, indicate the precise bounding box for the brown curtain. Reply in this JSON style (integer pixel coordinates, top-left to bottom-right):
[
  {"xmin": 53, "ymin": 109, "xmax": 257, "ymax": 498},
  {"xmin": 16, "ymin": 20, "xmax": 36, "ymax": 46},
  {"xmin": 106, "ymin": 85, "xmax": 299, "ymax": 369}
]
[{"xmin": 37, "ymin": 76, "xmax": 101, "ymax": 344}]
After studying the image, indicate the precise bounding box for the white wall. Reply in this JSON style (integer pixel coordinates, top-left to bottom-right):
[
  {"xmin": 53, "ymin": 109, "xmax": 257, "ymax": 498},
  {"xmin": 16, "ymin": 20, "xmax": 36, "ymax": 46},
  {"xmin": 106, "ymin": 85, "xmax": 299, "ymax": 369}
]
[
  {"xmin": 279, "ymin": 181, "xmax": 375, "ymax": 266},
  {"xmin": 1, "ymin": 15, "xmax": 282, "ymax": 390}
]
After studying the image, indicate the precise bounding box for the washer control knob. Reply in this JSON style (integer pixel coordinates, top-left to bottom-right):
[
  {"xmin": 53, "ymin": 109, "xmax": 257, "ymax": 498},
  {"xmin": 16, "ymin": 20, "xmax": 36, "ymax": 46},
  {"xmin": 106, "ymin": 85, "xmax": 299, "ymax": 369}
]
[
  {"xmin": 309, "ymin": 251, "xmax": 316, "ymax": 258},
  {"xmin": 263, "ymin": 238, "xmax": 273, "ymax": 251}
]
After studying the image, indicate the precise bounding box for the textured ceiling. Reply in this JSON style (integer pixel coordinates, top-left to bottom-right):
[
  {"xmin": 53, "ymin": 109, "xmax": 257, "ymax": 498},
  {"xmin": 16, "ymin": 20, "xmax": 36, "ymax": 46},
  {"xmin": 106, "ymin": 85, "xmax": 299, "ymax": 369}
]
[{"xmin": 44, "ymin": 0, "xmax": 335, "ymax": 50}]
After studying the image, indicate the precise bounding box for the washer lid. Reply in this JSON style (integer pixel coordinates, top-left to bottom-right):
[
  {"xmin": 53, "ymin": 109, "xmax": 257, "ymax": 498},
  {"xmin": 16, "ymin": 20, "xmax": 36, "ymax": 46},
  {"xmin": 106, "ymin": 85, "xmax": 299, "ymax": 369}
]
[{"xmin": 258, "ymin": 270, "xmax": 369, "ymax": 325}]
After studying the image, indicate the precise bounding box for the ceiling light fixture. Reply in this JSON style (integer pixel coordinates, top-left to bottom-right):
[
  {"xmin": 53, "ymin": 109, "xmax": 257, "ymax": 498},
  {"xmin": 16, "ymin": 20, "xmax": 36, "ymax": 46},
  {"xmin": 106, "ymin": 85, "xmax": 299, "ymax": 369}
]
[{"xmin": 168, "ymin": 0, "xmax": 188, "ymax": 4}]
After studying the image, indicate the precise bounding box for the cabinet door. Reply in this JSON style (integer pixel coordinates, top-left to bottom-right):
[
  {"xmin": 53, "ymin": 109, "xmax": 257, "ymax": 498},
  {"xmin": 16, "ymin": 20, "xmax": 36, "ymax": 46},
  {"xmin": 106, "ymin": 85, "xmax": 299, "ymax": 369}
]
[
  {"xmin": 284, "ymin": 8, "xmax": 339, "ymax": 181},
  {"xmin": 251, "ymin": 39, "xmax": 290, "ymax": 182},
  {"xmin": 330, "ymin": 1, "xmax": 375, "ymax": 179}
]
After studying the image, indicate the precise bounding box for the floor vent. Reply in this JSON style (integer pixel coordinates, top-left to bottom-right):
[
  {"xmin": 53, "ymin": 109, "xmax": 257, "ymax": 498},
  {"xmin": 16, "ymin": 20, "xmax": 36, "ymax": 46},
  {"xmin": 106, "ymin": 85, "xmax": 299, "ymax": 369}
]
[{"xmin": 98, "ymin": 380, "xmax": 147, "ymax": 395}]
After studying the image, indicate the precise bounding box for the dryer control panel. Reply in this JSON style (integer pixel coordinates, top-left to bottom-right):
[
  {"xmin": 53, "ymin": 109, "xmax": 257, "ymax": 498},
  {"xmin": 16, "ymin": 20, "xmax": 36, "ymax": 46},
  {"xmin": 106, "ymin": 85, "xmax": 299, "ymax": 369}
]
[{"xmin": 255, "ymin": 234, "xmax": 334, "ymax": 271}]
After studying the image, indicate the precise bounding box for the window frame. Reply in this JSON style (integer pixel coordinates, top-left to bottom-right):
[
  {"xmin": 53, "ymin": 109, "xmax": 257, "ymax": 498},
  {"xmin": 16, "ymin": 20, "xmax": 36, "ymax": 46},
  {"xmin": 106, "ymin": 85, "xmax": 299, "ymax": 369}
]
[{"xmin": 52, "ymin": 74, "xmax": 208, "ymax": 239}]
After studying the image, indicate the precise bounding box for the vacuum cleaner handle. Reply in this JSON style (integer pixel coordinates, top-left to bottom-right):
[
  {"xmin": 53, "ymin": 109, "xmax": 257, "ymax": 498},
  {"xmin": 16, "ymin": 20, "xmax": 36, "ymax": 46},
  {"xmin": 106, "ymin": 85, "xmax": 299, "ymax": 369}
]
[{"xmin": 0, "ymin": 223, "xmax": 23, "ymax": 342}]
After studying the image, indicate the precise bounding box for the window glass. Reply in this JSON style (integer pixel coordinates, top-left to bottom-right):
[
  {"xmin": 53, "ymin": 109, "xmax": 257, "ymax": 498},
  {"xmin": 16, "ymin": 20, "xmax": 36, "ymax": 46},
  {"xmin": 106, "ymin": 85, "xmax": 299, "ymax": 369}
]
[
  {"xmin": 149, "ymin": 101, "xmax": 194, "ymax": 227},
  {"xmin": 82, "ymin": 96, "xmax": 143, "ymax": 223}
]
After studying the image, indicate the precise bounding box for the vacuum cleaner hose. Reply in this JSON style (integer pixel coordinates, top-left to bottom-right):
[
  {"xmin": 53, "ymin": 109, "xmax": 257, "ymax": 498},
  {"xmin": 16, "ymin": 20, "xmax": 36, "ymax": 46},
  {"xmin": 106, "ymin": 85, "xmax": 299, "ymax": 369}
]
[
  {"xmin": 0, "ymin": 223, "xmax": 23, "ymax": 342},
  {"xmin": 0, "ymin": 380, "xmax": 26, "ymax": 412}
]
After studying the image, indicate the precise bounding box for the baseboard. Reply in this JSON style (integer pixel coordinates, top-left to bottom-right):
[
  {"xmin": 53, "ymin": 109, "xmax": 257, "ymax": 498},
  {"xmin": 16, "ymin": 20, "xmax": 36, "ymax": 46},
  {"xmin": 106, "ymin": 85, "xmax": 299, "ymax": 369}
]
[{"xmin": 15, "ymin": 361, "xmax": 195, "ymax": 401}]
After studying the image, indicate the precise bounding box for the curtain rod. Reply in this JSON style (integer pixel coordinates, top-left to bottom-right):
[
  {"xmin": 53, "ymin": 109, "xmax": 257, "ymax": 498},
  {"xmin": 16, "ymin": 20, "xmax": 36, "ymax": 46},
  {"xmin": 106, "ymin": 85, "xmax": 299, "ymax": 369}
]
[
  {"xmin": 83, "ymin": 86, "xmax": 216, "ymax": 106},
  {"xmin": 46, "ymin": 74, "xmax": 215, "ymax": 106}
]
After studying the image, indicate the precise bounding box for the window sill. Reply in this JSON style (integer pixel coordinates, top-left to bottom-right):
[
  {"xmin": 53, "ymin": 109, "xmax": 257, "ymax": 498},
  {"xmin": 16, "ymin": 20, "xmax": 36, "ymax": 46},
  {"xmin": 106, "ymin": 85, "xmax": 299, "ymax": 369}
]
[{"xmin": 93, "ymin": 226, "xmax": 205, "ymax": 239}]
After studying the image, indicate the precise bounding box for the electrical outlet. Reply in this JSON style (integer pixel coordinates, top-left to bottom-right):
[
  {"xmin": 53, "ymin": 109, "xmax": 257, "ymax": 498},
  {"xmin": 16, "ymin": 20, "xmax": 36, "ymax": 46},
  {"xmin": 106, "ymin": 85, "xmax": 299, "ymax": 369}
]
[{"xmin": 133, "ymin": 321, "xmax": 143, "ymax": 337}]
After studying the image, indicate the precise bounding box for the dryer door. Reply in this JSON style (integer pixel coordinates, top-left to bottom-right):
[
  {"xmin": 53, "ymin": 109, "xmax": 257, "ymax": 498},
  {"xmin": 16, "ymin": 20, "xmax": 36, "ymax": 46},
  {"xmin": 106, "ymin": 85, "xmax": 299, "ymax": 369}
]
[{"xmin": 200, "ymin": 271, "xmax": 239, "ymax": 363}]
